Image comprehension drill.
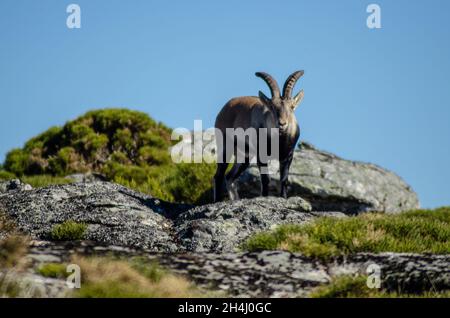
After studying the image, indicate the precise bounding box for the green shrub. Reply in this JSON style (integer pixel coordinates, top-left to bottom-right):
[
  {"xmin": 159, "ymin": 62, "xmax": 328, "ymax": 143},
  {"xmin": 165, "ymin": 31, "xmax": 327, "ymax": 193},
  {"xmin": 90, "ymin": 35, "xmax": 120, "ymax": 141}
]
[
  {"xmin": 104, "ymin": 161, "xmax": 215, "ymax": 204},
  {"xmin": 165, "ymin": 162, "xmax": 216, "ymax": 204},
  {"xmin": 48, "ymin": 147, "xmax": 84, "ymax": 175},
  {"xmin": 1, "ymin": 108, "xmax": 217, "ymax": 204},
  {"xmin": 4, "ymin": 149, "xmax": 29, "ymax": 176},
  {"xmin": 50, "ymin": 221, "xmax": 87, "ymax": 241},
  {"xmin": 3, "ymin": 109, "xmax": 172, "ymax": 176},
  {"xmin": 37, "ymin": 263, "xmax": 69, "ymax": 279},
  {"xmin": 24, "ymin": 126, "xmax": 63, "ymax": 154},
  {"xmin": 243, "ymin": 207, "xmax": 450, "ymax": 259},
  {"xmin": 138, "ymin": 146, "xmax": 171, "ymax": 165},
  {"xmin": 140, "ymin": 131, "xmax": 170, "ymax": 148},
  {"xmin": 0, "ymin": 170, "xmax": 15, "ymax": 181}
]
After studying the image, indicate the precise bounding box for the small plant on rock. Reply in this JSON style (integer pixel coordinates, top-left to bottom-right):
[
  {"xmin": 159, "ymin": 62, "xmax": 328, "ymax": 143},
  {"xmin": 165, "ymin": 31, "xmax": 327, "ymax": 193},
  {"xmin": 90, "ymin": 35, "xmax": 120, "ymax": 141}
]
[{"xmin": 50, "ymin": 220, "xmax": 87, "ymax": 241}]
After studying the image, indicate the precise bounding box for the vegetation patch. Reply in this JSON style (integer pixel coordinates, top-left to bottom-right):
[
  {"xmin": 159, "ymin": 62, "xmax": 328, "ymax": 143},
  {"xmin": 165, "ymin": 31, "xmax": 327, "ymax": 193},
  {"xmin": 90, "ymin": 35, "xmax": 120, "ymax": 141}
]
[
  {"xmin": 0, "ymin": 211, "xmax": 16, "ymax": 236},
  {"xmin": 21, "ymin": 175, "xmax": 72, "ymax": 188},
  {"xmin": 50, "ymin": 221, "xmax": 87, "ymax": 241},
  {"xmin": 0, "ymin": 212, "xmax": 29, "ymax": 269},
  {"xmin": 0, "ymin": 235, "xmax": 28, "ymax": 269},
  {"xmin": 1, "ymin": 108, "xmax": 215, "ymax": 204},
  {"xmin": 243, "ymin": 207, "xmax": 450, "ymax": 259},
  {"xmin": 73, "ymin": 256, "xmax": 213, "ymax": 298},
  {"xmin": 37, "ymin": 263, "xmax": 69, "ymax": 279},
  {"xmin": 0, "ymin": 169, "xmax": 15, "ymax": 181},
  {"xmin": 310, "ymin": 275, "xmax": 450, "ymax": 298},
  {"xmin": 128, "ymin": 256, "xmax": 167, "ymax": 282}
]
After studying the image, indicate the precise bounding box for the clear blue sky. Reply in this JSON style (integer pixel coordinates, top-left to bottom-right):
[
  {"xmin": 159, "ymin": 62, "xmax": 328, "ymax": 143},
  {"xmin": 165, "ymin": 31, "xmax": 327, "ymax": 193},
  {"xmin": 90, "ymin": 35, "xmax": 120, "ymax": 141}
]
[{"xmin": 1, "ymin": 0, "xmax": 449, "ymax": 208}]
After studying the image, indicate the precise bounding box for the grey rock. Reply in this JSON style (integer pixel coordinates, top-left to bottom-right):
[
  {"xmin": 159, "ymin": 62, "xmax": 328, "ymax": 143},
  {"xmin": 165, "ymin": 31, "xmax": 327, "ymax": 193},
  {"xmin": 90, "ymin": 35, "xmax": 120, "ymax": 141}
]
[
  {"xmin": 1, "ymin": 181, "xmax": 340, "ymax": 253},
  {"xmin": 342, "ymin": 253, "xmax": 450, "ymax": 293},
  {"xmin": 162, "ymin": 251, "xmax": 450, "ymax": 297},
  {"xmin": 237, "ymin": 142, "xmax": 420, "ymax": 214},
  {"xmin": 176, "ymin": 197, "xmax": 345, "ymax": 252},
  {"xmin": 23, "ymin": 241, "xmax": 450, "ymax": 298},
  {"xmin": 0, "ymin": 181, "xmax": 187, "ymax": 252},
  {"xmin": 0, "ymin": 179, "xmax": 32, "ymax": 193},
  {"xmin": 0, "ymin": 269, "xmax": 70, "ymax": 298}
]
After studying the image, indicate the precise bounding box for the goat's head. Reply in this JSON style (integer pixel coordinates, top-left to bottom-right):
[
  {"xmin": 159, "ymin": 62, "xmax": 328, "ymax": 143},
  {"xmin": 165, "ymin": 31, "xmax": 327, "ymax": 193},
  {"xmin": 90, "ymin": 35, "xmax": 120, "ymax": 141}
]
[{"xmin": 256, "ymin": 71, "xmax": 304, "ymax": 132}]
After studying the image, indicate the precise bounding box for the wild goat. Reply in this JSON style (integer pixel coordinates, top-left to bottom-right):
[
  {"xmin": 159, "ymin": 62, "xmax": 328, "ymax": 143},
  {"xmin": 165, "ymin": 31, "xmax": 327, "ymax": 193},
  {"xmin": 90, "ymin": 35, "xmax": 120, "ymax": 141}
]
[{"xmin": 213, "ymin": 71, "xmax": 304, "ymax": 202}]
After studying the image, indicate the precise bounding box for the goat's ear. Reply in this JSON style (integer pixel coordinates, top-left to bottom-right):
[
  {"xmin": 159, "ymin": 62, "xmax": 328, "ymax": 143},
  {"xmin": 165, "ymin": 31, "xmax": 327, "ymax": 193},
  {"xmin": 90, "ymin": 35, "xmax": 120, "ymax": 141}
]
[
  {"xmin": 258, "ymin": 90, "xmax": 271, "ymax": 105},
  {"xmin": 292, "ymin": 90, "xmax": 304, "ymax": 110}
]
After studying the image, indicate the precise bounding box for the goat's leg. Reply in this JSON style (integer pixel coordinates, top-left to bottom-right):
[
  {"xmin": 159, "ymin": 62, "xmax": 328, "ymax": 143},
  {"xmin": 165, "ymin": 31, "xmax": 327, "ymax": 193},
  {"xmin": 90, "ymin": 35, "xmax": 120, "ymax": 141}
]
[
  {"xmin": 280, "ymin": 154, "xmax": 294, "ymax": 198},
  {"xmin": 213, "ymin": 162, "xmax": 228, "ymax": 202},
  {"xmin": 258, "ymin": 164, "xmax": 270, "ymax": 196},
  {"xmin": 225, "ymin": 162, "xmax": 249, "ymax": 200}
]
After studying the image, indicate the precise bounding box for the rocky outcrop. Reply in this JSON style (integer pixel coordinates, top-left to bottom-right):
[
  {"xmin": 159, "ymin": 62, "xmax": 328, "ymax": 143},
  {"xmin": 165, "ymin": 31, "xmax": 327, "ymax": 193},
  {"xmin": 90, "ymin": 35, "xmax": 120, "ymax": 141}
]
[
  {"xmin": 176, "ymin": 197, "xmax": 344, "ymax": 252},
  {"xmin": 0, "ymin": 180, "xmax": 446, "ymax": 298},
  {"xmin": 19, "ymin": 240, "xmax": 450, "ymax": 298},
  {"xmin": 165, "ymin": 251, "xmax": 450, "ymax": 297},
  {"xmin": 0, "ymin": 181, "xmax": 186, "ymax": 252},
  {"xmin": 0, "ymin": 180, "xmax": 344, "ymax": 252},
  {"xmin": 237, "ymin": 142, "xmax": 420, "ymax": 214}
]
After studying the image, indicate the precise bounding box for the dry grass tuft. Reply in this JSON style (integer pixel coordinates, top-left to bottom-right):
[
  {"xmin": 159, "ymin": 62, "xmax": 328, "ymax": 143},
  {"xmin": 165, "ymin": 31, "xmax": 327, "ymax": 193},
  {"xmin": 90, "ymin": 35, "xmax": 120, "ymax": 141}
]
[
  {"xmin": 73, "ymin": 256, "xmax": 211, "ymax": 298},
  {"xmin": 0, "ymin": 212, "xmax": 29, "ymax": 269}
]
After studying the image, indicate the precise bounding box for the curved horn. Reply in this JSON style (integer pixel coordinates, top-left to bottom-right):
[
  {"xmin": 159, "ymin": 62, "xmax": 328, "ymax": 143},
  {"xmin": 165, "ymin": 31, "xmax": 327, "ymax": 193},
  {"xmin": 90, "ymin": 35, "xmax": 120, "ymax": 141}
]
[
  {"xmin": 255, "ymin": 72, "xmax": 281, "ymax": 99},
  {"xmin": 282, "ymin": 70, "xmax": 304, "ymax": 99}
]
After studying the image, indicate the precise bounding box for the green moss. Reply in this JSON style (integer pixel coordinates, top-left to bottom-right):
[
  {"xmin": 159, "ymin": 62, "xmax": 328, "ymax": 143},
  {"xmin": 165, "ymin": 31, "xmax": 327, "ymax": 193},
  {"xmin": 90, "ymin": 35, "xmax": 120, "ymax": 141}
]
[
  {"xmin": 243, "ymin": 207, "xmax": 450, "ymax": 259},
  {"xmin": 50, "ymin": 221, "xmax": 87, "ymax": 241},
  {"xmin": 37, "ymin": 263, "xmax": 69, "ymax": 279}
]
